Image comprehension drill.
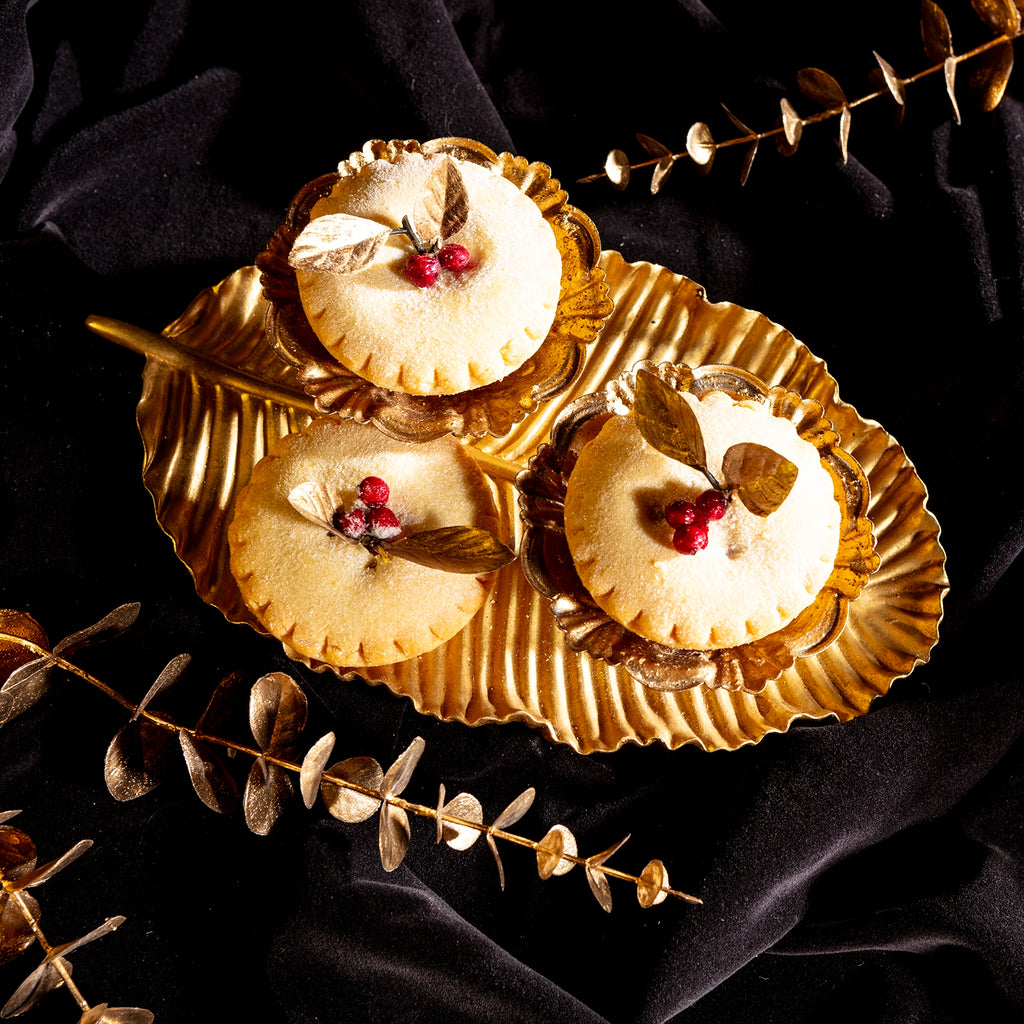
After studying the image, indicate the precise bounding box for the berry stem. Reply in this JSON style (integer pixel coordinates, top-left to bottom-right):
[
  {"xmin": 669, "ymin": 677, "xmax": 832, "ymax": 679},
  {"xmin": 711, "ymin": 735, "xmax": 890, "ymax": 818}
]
[{"xmin": 391, "ymin": 215, "xmax": 436, "ymax": 254}]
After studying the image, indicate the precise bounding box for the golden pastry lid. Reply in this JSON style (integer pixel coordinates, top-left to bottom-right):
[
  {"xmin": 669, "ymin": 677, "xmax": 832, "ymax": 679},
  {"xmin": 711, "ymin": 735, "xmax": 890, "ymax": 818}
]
[{"xmin": 256, "ymin": 137, "xmax": 613, "ymax": 441}]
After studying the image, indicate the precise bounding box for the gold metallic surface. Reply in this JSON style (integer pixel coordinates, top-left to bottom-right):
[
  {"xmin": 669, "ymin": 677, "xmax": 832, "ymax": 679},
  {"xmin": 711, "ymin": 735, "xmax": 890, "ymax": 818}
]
[
  {"xmin": 517, "ymin": 362, "xmax": 880, "ymax": 693},
  {"xmin": 257, "ymin": 137, "xmax": 613, "ymax": 441},
  {"xmin": 88, "ymin": 252, "xmax": 947, "ymax": 753}
]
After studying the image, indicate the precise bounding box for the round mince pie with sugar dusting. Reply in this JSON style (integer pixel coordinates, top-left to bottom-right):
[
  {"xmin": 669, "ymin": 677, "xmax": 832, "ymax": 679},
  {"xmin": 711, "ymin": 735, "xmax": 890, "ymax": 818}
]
[
  {"xmin": 517, "ymin": 361, "xmax": 880, "ymax": 693},
  {"xmin": 564, "ymin": 388, "xmax": 841, "ymax": 651},
  {"xmin": 228, "ymin": 417, "xmax": 509, "ymax": 668},
  {"xmin": 290, "ymin": 150, "xmax": 562, "ymax": 396}
]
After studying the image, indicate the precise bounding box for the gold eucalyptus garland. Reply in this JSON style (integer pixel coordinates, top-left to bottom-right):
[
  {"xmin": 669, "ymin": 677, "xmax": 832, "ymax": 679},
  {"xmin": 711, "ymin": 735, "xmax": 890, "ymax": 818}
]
[
  {"xmin": 581, "ymin": 0, "xmax": 1022, "ymax": 191},
  {"xmin": 0, "ymin": 605, "xmax": 702, "ymax": 920},
  {"xmin": 0, "ymin": 809, "xmax": 152, "ymax": 1023}
]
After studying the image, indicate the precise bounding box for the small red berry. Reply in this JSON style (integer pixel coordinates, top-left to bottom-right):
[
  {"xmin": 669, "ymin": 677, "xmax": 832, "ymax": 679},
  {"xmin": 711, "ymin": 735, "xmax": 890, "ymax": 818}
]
[
  {"xmin": 367, "ymin": 506, "xmax": 402, "ymax": 540},
  {"xmin": 405, "ymin": 253, "xmax": 440, "ymax": 287},
  {"xmin": 332, "ymin": 507, "xmax": 368, "ymax": 539},
  {"xmin": 672, "ymin": 522, "xmax": 709, "ymax": 555},
  {"xmin": 358, "ymin": 476, "xmax": 390, "ymax": 507},
  {"xmin": 437, "ymin": 243, "xmax": 471, "ymax": 272},
  {"xmin": 697, "ymin": 489, "xmax": 728, "ymax": 521},
  {"xmin": 665, "ymin": 499, "xmax": 704, "ymax": 528}
]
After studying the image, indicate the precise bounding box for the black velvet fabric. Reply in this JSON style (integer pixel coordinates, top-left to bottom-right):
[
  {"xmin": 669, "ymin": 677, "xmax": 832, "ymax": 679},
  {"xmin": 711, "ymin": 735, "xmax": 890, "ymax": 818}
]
[{"xmin": 2, "ymin": 2, "xmax": 1023, "ymax": 1021}]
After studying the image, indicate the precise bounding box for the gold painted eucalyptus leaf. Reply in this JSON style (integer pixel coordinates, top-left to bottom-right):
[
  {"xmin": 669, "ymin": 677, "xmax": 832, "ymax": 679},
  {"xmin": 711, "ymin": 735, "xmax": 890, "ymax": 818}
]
[
  {"xmin": 637, "ymin": 859, "xmax": 670, "ymax": 908},
  {"xmin": 779, "ymin": 98, "xmax": 803, "ymax": 150},
  {"xmin": 604, "ymin": 149, "xmax": 631, "ymax": 189},
  {"xmin": 287, "ymin": 213, "xmax": 392, "ymax": 275},
  {"xmin": 971, "ymin": 0, "xmax": 1021, "ymax": 37},
  {"xmin": 0, "ymin": 890, "xmax": 39, "ymax": 965},
  {"xmin": 178, "ymin": 730, "xmax": 238, "ymax": 814},
  {"xmin": 0, "ymin": 610, "xmax": 48, "ymax": 682},
  {"xmin": 873, "ymin": 51, "xmax": 907, "ymax": 105},
  {"xmin": 386, "ymin": 526, "xmax": 515, "ymax": 574},
  {"xmin": 922, "ymin": 0, "xmax": 955, "ymax": 62},
  {"xmin": 685, "ymin": 122, "xmax": 715, "ymax": 171},
  {"xmin": 585, "ymin": 835, "xmax": 629, "ymax": 913},
  {"xmin": 536, "ymin": 824, "xmax": 576, "ymax": 879},
  {"xmin": 633, "ymin": 369, "xmax": 707, "ymax": 473},
  {"xmin": 797, "ymin": 67, "xmax": 847, "ymax": 108},
  {"xmin": 968, "ymin": 41, "xmax": 1014, "ymax": 110},
  {"xmin": 0, "ymin": 824, "xmax": 36, "ymax": 880},
  {"xmin": 438, "ymin": 791, "xmax": 483, "ymax": 850},
  {"xmin": 243, "ymin": 755, "xmax": 294, "ymax": 836},
  {"xmin": 79, "ymin": 1004, "xmax": 155, "ymax": 1024},
  {"xmin": 412, "ymin": 156, "xmax": 470, "ymax": 243},
  {"xmin": 300, "ymin": 732, "xmax": 335, "ymax": 809},
  {"xmin": 721, "ymin": 442, "xmax": 799, "ymax": 517},
  {"xmin": 321, "ymin": 756, "xmax": 383, "ymax": 822}
]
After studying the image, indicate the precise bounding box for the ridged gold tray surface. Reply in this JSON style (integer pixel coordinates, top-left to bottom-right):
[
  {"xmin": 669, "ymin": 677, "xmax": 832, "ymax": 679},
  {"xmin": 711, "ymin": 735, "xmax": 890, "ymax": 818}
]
[{"xmin": 86, "ymin": 252, "xmax": 948, "ymax": 753}]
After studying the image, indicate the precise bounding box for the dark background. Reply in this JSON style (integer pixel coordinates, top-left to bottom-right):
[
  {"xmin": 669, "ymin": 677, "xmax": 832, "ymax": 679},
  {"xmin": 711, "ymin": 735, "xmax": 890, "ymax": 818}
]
[{"xmin": 2, "ymin": 1, "xmax": 1023, "ymax": 1021}]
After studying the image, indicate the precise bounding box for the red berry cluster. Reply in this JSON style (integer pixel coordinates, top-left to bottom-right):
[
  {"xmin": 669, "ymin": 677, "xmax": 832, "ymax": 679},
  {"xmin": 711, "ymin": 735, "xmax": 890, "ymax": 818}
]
[
  {"xmin": 404, "ymin": 243, "xmax": 472, "ymax": 288},
  {"xmin": 331, "ymin": 476, "xmax": 402, "ymax": 544},
  {"xmin": 664, "ymin": 489, "xmax": 728, "ymax": 555}
]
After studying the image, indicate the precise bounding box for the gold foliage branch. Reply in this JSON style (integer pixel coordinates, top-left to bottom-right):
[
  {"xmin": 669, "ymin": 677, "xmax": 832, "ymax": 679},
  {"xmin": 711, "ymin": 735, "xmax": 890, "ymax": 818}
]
[
  {"xmin": 0, "ymin": 810, "xmax": 153, "ymax": 1023},
  {"xmin": 582, "ymin": 0, "xmax": 1022, "ymax": 192},
  {"xmin": 0, "ymin": 605, "xmax": 702, "ymax": 915}
]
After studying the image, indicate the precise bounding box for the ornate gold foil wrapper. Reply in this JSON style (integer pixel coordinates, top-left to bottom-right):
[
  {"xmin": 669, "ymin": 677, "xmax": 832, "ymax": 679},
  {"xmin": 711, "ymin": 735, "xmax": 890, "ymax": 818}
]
[
  {"xmin": 516, "ymin": 362, "xmax": 880, "ymax": 693},
  {"xmin": 87, "ymin": 251, "xmax": 948, "ymax": 752},
  {"xmin": 256, "ymin": 137, "xmax": 613, "ymax": 441}
]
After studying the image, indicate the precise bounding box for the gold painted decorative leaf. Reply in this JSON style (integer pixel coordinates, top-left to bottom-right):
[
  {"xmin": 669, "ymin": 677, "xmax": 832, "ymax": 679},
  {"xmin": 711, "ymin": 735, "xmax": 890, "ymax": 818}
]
[
  {"xmin": 685, "ymin": 122, "xmax": 715, "ymax": 169},
  {"xmin": 196, "ymin": 670, "xmax": 248, "ymax": 735},
  {"xmin": 971, "ymin": 0, "xmax": 1021, "ymax": 36},
  {"xmin": 52, "ymin": 604, "xmax": 140, "ymax": 657},
  {"xmin": 721, "ymin": 442, "xmax": 799, "ymax": 516},
  {"xmin": 536, "ymin": 824, "xmax": 576, "ymax": 879},
  {"xmin": 382, "ymin": 737, "xmax": 425, "ymax": 799},
  {"xmin": 299, "ymin": 732, "xmax": 335, "ymax": 809},
  {"xmin": 650, "ymin": 156, "xmax": 675, "ymax": 195},
  {"xmin": 968, "ymin": 41, "xmax": 1014, "ymax": 110},
  {"xmin": 243, "ymin": 756, "xmax": 293, "ymax": 836},
  {"xmin": 79, "ymin": 1004, "xmax": 155, "ymax": 1024},
  {"xmin": 9, "ymin": 840, "xmax": 92, "ymax": 891},
  {"xmin": 633, "ymin": 369, "xmax": 706, "ymax": 472},
  {"xmin": 178, "ymin": 730, "xmax": 238, "ymax": 814},
  {"xmin": 922, "ymin": 0, "xmax": 955, "ymax": 62},
  {"xmin": 321, "ymin": 756, "xmax": 383, "ymax": 822},
  {"xmin": 637, "ymin": 859, "xmax": 670, "ymax": 908},
  {"xmin": 873, "ymin": 51, "xmax": 907, "ymax": 105},
  {"xmin": 0, "ymin": 891, "xmax": 38, "ymax": 965},
  {"xmin": 839, "ymin": 105, "xmax": 852, "ymax": 163},
  {"xmin": 3, "ymin": 958, "xmax": 68, "ymax": 1016},
  {"xmin": 604, "ymin": 149, "xmax": 631, "ymax": 189},
  {"xmin": 413, "ymin": 156, "xmax": 469, "ymax": 243},
  {"xmin": 379, "ymin": 803, "xmax": 411, "ymax": 872},
  {"xmin": 249, "ymin": 672, "xmax": 307, "ymax": 756},
  {"xmin": 287, "ymin": 213, "xmax": 391, "ymax": 275},
  {"xmin": 721, "ymin": 105, "xmax": 759, "ymax": 185},
  {"xmin": 780, "ymin": 98, "xmax": 803, "ymax": 149},
  {"xmin": 105, "ymin": 718, "xmax": 176, "ymax": 801},
  {"xmin": 487, "ymin": 788, "xmax": 535, "ymax": 890},
  {"xmin": 0, "ymin": 825, "xmax": 36, "ymax": 880},
  {"xmin": 386, "ymin": 527, "xmax": 515, "ymax": 574},
  {"xmin": 944, "ymin": 55, "xmax": 962, "ymax": 123},
  {"xmin": 0, "ymin": 610, "xmax": 48, "ymax": 682},
  {"xmin": 438, "ymin": 792, "xmax": 483, "ymax": 850},
  {"xmin": 585, "ymin": 836, "xmax": 629, "ymax": 913},
  {"xmin": 636, "ymin": 134, "xmax": 672, "ymax": 157},
  {"xmin": 797, "ymin": 67, "xmax": 847, "ymax": 107}
]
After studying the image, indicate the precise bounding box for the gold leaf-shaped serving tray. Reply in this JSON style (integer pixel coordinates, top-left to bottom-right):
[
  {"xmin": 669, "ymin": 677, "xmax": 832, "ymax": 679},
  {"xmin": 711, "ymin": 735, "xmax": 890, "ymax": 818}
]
[{"xmin": 86, "ymin": 253, "xmax": 948, "ymax": 753}]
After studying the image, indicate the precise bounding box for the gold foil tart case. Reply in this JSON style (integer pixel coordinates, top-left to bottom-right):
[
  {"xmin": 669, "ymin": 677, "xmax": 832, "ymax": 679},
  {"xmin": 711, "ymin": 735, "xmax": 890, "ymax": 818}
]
[
  {"xmin": 86, "ymin": 250, "xmax": 948, "ymax": 753},
  {"xmin": 516, "ymin": 362, "xmax": 881, "ymax": 694},
  {"xmin": 256, "ymin": 137, "xmax": 613, "ymax": 442}
]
